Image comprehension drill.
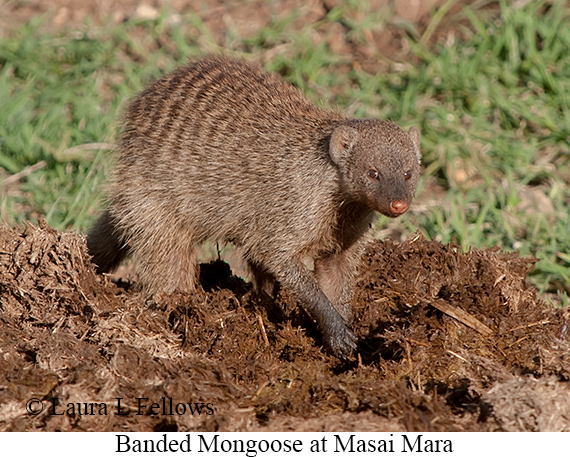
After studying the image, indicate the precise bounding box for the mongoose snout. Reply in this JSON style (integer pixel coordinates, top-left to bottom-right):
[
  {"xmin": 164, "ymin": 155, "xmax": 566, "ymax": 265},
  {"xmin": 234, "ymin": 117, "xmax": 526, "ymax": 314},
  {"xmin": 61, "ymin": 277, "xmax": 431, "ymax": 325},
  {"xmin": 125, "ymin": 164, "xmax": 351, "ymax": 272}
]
[
  {"xmin": 389, "ymin": 200, "xmax": 409, "ymax": 216},
  {"xmin": 87, "ymin": 55, "xmax": 421, "ymax": 358}
]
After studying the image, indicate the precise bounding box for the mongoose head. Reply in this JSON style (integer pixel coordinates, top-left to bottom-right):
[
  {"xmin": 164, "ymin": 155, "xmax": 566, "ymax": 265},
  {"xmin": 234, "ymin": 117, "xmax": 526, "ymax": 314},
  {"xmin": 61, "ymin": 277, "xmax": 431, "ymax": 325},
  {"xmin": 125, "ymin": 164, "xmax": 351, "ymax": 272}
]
[{"xmin": 329, "ymin": 119, "xmax": 421, "ymax": 218}]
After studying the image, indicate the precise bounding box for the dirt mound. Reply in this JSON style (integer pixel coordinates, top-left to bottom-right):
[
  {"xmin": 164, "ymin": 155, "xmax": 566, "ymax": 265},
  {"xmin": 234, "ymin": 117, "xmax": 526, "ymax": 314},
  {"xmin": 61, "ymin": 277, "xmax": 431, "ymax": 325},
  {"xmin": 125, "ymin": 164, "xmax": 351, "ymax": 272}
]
[{"xmin": 1, "ymin": 222, "xmax": 568, "ymax": 431}]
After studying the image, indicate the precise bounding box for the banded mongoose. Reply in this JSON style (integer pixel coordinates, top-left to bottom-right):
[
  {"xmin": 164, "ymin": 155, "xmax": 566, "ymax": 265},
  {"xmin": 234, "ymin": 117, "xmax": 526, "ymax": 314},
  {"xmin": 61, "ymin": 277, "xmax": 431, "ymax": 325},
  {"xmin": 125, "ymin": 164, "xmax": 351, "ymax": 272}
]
[{"xmin": 87, "ymin": 55, "xmax": 421, "ymax": 357}]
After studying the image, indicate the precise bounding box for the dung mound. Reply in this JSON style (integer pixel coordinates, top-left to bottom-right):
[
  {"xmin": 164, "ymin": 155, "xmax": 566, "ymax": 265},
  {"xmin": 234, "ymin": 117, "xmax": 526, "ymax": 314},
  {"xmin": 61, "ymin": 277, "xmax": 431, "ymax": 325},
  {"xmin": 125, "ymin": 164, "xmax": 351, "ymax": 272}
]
[{"xmin": 0, "ymin": 222, "xmax": 568, "ymax": 432}]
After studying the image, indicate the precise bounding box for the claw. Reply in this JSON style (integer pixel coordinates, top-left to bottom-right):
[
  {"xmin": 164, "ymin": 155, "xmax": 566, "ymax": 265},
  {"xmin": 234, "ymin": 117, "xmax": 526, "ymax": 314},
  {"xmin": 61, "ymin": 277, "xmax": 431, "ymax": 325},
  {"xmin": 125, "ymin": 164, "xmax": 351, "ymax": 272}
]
[{"xmin": 324, "ymin": 322, "xmax": 358, "ymax": 359}]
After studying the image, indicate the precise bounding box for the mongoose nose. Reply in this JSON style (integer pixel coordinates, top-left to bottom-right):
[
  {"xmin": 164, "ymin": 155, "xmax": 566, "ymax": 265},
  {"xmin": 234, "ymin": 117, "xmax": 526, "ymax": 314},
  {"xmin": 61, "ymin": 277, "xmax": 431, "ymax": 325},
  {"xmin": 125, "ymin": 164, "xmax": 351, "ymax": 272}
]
[{"xmin": 389, "ymin": 200, "xmax": 408, "ymax": 216}]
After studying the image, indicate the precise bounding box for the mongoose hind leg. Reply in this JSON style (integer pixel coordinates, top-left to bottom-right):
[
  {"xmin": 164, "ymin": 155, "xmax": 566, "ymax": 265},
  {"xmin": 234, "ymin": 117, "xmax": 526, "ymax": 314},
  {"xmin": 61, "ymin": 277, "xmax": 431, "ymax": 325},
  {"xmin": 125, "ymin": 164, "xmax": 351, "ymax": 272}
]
[
  {"xmin": 247, "ymin": 259, "xmax": 279, "ymax": 299},
  {"xmin": 130, "ymin": 232, "xmax": 198, "ymax": 297}
]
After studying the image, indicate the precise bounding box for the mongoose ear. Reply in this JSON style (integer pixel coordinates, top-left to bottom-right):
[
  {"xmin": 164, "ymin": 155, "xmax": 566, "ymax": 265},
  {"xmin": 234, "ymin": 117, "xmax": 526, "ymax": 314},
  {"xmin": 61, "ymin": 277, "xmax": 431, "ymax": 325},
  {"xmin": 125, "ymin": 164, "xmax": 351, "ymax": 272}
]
[
  {"xmin": 330, "ymin": 125, "xmax": 359, "ymax": 166},
  {"xmin": 408, "ymin": 126, "xmax": 421, "ymax": 164}
]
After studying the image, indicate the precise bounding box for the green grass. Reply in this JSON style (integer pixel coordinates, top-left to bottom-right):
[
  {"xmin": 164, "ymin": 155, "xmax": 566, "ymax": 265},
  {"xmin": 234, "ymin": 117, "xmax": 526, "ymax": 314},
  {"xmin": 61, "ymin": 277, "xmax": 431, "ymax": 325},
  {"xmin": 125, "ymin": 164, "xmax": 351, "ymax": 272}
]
[{"xmin": 1, "ymin": 1, "xmax": 568, "ymax": 300}]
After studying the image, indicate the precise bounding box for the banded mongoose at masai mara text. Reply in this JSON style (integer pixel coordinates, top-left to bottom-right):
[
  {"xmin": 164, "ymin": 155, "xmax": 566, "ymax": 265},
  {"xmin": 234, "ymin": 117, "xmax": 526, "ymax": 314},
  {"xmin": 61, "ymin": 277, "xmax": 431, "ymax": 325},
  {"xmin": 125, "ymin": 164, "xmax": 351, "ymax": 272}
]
[{"xmin": 87, "ymin": 55, "xmax": 421, "ymax": 358}]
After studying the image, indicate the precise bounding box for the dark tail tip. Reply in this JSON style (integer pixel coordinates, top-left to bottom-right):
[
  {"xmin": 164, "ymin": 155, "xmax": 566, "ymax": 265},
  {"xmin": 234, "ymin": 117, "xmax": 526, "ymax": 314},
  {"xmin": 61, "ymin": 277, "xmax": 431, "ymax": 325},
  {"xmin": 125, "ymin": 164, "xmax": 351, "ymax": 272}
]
[{"xmin": 86, "ymin": 209, "xmax": 128, "ymax": 273}]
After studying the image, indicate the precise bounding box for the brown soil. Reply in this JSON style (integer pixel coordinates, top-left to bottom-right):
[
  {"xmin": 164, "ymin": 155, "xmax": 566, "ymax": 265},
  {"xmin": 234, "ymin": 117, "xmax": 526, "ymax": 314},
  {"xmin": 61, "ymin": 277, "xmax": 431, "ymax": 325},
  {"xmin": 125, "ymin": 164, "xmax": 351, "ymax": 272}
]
[
  {"xmin": 2, "ymin": 0, "xmax": 569, "ymax": 433},
  {"xmin": 1, "ymin": 221, "xmax": 568, "ymax": 432},
  {"xmin": 0, "ymin": 0, "xmax": 476, "ymax": 64}
]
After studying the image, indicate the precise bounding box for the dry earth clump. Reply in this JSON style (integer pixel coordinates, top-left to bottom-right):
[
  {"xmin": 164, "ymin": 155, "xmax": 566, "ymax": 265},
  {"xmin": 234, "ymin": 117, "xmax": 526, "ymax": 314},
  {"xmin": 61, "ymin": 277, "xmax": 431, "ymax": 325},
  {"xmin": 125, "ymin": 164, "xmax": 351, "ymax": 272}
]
[{"xmin": 0, "ymin": 222, "xmax": 568, "ymax": 432}]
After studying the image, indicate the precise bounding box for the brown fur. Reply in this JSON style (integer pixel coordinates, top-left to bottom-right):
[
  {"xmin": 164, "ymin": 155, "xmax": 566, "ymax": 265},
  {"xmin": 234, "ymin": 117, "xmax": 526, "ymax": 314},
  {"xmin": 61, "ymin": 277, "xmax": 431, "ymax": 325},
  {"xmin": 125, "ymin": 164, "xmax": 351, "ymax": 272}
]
[{"xmin": 87, "ymin": 55, "xmax": 421, "ymax": 357}]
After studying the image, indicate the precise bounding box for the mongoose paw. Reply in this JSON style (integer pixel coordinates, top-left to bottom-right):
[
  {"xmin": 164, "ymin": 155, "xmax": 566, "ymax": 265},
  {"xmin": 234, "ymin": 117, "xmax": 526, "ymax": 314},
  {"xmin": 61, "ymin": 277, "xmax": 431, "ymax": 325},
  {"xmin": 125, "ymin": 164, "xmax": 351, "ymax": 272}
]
[{"xmin": 324, "ymin": 320, "xmax": 358, "ymax": 359}]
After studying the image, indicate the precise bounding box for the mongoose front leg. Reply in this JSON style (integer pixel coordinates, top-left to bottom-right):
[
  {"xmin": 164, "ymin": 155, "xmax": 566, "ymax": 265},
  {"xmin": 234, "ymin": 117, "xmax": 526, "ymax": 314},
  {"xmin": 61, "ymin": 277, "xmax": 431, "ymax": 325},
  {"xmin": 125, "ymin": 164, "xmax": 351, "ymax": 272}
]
[
  {"xmin": 267, "ymin": 257, "xmax": 357, "ymax": 357},
  {"xmin": 314, "ymin": 246, "xmax": 362, "ymax": 325}
]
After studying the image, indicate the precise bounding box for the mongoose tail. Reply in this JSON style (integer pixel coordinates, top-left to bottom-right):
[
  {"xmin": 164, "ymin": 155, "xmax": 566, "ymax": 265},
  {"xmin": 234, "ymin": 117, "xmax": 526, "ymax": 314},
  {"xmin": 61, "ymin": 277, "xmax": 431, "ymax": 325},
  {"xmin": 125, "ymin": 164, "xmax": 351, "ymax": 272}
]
[{"xmin": 87, "ymin": 209, "xmax": 128, "ymax": 274}]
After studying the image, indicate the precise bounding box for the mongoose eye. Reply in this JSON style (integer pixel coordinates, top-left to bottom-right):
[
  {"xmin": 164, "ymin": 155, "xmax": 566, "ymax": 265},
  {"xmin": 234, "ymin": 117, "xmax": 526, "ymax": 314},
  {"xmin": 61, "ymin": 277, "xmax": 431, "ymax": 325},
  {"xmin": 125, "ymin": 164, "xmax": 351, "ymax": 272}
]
[
  {"xmin": 404, "ymin": 170, "xmax": 412, "ymax": 181},
  {"xmin": 367, "ymin": 168, "xmax": 380, "ymax": 181}
]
